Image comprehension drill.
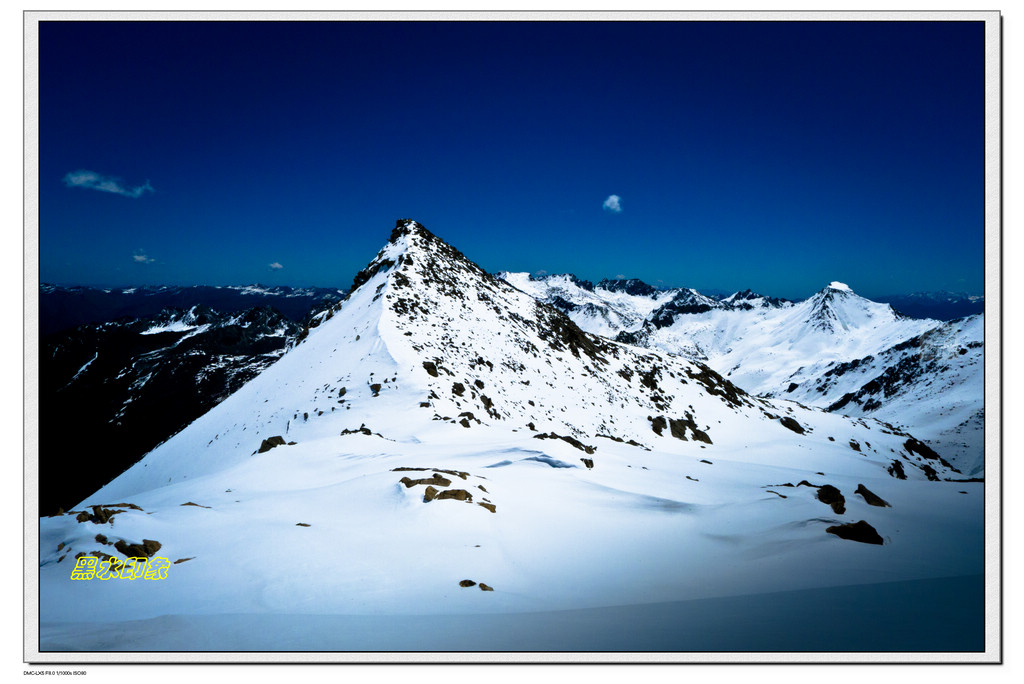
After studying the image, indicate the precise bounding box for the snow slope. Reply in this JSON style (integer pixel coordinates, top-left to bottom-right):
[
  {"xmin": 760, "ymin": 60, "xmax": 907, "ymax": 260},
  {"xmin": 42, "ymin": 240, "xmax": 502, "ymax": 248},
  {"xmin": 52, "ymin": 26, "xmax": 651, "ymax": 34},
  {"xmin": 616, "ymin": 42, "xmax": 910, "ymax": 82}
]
[
  {"xmin": 38, "ymin": 220, "xmax": 982, "ymax": 653},
  {"xmin": 786, "ymin": 314, "xmax": 985, "ymax": 476}
]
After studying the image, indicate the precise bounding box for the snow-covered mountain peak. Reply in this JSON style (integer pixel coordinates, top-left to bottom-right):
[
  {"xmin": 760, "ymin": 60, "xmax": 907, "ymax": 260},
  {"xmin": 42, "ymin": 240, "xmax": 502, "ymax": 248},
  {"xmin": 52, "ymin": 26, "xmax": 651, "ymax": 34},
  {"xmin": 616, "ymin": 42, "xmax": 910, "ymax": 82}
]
[
  {"xmin": 345, "ymin": 218, "xmax": 487, "ymax": 295},
  {"xmin": 803, "ymin": 281, "xmax": 897, "ymax": 333},
  {"xmin": 813, "ymin": 281, "xmax": 856, "ymax": 300},
  {"xmin": 371, "ymin": 218, "xmax": 445, "ymax": 261},
  {"xmin": 79, "ymin": 219, "xmax": 957, "ymax": 505}
]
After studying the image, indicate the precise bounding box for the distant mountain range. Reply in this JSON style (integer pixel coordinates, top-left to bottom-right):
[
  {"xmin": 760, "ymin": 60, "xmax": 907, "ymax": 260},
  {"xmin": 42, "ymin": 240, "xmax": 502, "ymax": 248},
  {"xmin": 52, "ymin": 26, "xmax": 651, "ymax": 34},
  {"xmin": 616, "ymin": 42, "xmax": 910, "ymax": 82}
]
[
  {"xmin": 39, "ymin": 282, "xmax": 982, "ymax": 341},
  {"xmin": 39, "ymin": 283, "xmax": 346, "ymax": 337},
  {"xmin": 503, "ymin": 274, "xmax": 985, "ymax": 476},
  {"xmin": 876, "ymin": 291, "xmax": 984, "ymax": 321}
]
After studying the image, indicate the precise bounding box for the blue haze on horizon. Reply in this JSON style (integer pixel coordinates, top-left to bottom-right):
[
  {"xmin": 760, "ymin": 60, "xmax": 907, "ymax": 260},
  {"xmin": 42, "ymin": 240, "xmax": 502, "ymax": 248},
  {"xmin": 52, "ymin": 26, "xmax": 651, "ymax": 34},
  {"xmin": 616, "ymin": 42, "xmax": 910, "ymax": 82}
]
[{"xmin": 39, "ymin": 20, "xmax": 986, "ymax": 301}]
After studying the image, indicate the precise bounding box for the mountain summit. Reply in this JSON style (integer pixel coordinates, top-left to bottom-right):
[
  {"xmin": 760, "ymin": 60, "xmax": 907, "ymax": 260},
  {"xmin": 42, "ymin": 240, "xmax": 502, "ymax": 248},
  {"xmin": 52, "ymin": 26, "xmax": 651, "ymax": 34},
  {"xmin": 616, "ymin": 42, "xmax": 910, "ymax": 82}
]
[{"xmin": 803, "ymin": 281, "xmax": 906, "ymax": 335}]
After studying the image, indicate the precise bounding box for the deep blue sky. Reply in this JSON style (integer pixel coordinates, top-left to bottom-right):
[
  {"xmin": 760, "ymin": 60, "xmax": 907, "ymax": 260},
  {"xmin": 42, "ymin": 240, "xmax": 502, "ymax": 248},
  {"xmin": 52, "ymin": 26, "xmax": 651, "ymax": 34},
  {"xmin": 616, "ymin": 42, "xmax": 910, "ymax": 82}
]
[{"xmin": 38, "ymin": 20, "xmax": 986, "ymax": 300}]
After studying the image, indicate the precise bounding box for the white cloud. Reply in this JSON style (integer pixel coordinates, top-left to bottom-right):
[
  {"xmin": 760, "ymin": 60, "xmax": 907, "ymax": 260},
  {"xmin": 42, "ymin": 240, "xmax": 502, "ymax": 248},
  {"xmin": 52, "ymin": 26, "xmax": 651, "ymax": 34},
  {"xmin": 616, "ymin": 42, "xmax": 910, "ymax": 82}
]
[
  {"xmin": 602, "ymin": 194, "xmax": 622, "ymax": 213},
  {"xmin": 268, "ymin": 262, "xmax": 284, "ymax": 271},
  {"xmin": 132, "ymin": 250, "xmax": 155, "ymax": 264},
  {"xmin": 615, "ymin": 274, "xmax": 626, "ymax": 280},
  {"xmin": 64, "ymin": 170, "xmax": 154, "ymax": 198}
]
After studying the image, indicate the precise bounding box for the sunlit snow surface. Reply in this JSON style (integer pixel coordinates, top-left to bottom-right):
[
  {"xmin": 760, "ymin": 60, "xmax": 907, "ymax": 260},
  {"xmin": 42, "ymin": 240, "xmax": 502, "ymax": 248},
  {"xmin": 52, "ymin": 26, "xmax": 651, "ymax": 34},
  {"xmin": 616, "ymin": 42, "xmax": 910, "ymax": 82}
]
[{"xmin": 39, "ymin": 222, "xmax": 984, "ymax": 653}]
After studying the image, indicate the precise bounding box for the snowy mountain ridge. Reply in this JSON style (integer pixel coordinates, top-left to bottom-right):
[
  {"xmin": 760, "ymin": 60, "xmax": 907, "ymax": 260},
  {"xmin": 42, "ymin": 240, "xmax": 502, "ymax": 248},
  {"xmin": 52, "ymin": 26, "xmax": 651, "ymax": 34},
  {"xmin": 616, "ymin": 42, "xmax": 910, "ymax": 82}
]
[{"xmin": 515, "ymin": 271, "xmax": 982, "ymax": 474}]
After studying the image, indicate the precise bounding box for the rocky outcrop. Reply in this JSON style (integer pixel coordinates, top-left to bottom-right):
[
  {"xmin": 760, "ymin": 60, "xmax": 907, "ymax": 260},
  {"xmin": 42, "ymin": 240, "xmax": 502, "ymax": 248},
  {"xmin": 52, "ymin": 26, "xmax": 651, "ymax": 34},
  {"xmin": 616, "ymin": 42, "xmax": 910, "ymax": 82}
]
[
  {"xmin": 533, "ymin": 432, "xmax": 596, "ymax": 454},
  {"xmin": 779, "ymin": 416, "xmax": 805, "ymax": 434},
  {"xmin": 825, "ymin": 520, "xmax": 883, "ymax": 545},
  {"xmin": 113, "ymin": 538, "xmax": 163, "ymax": 558},
  {"xmin": 816, "ymin": 485, "xmax": 846, "ymax": 515},
  {"xmin": 855, "ymin": 484, "xmax": 891, "ymax": 507},
  {"xmin": 257, "ymin": 436, "xmax": 287, "ymax": 453}
]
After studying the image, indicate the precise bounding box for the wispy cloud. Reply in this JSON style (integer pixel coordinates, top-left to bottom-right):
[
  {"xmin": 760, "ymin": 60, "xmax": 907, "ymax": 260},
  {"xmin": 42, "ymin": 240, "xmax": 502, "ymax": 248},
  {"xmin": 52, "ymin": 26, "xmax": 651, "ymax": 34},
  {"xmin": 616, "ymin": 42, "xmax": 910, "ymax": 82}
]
[
  {"xmin": 268, "ymin": 262, "xmax": 284, "ymax": 271},
  {"xmin": 602, "ymin": 194, "xmax": 622, "ymax": 213},
  {"xmin": 64, "ymin": 170, "xmax": 154, "ymax": 198},
  {"xmin": 132, "ymin": 250, "xmax": 155, "ymax": 264}
]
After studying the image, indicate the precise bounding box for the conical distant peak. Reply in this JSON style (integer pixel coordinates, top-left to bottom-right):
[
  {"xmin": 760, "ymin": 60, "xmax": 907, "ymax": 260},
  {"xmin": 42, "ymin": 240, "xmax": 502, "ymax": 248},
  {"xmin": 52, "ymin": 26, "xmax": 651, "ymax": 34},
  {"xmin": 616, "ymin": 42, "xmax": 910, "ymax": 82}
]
[{"xmin": 809, "ymin": 282, "xmax": 858, "ymax": 306}]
